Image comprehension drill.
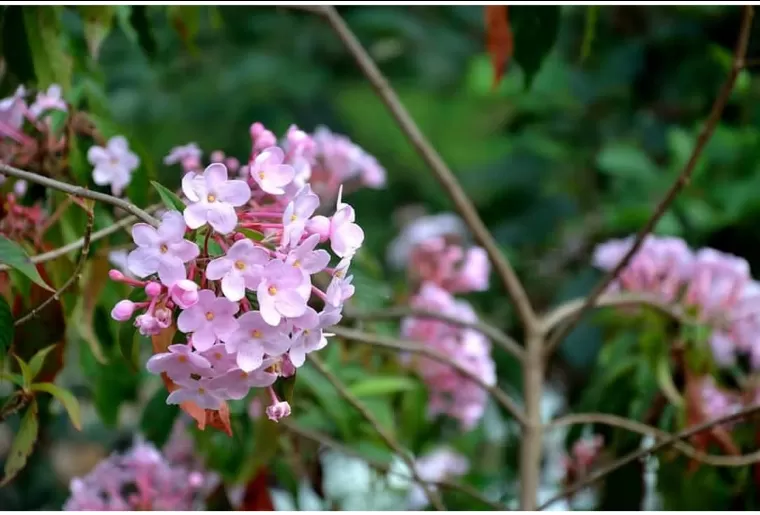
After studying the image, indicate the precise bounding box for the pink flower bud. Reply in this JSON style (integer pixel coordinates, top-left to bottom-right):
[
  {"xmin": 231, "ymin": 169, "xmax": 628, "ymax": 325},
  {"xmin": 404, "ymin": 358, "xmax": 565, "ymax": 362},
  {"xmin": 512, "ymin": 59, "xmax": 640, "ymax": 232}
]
[
  {"xmin": 225, "ymin": 157, "xmax": 240, "ymax": 173},
  {"xmin": 306, "ymin": 215, "xmax": 331, "ymax": 242},
  {"xmin": 145, "ymin": 281, "xmax": 163, "ymax": 297},
  {"xmin": 169, "ymin": 279, "xmax": 199, "ymax": 309},
  {"xmin": 210, "ymin": 150, "xmax": 225, "ymax": 163},
  {"xmin": 135, "ymin": 313, "xmax": 161, "ymax": 336},
  {"xmin": 111, "ymin": 300, "xmax": 136, "ymax": 321},
  {"xmin": 109, "ymin": 269, "xmax": 125, "ymax": 281},
  {"xmin": 266, "ymin": 401, "xmax": 291, "ymax": 422},
  {"xmin": 255, "ymin": 131, "xmax": 277, "ymax": 151},
  {"xmin": 250, "ymin": 122, "xmax": 265, "ymax": 139},
  {"xmin": 154, "ymin": 306, "xmax": 172, "ymax": 328}
]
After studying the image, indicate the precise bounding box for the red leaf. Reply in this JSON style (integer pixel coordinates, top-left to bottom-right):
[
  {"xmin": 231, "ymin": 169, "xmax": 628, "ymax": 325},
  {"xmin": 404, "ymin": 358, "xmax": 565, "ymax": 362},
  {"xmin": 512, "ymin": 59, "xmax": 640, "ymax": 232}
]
[
  {"xmin": 485, "ymin": 5, "xmax": 513, "ymax": 89},
  {"xmin": 238, "ymin": 467, "xmax": 274, "ymax": 511}
]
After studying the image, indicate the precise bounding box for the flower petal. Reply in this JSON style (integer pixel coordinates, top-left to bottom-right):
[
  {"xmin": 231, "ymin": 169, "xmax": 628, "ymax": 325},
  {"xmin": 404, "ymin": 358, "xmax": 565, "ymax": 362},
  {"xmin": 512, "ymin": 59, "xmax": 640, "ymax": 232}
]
[
  {"xmin": 218, "ymin": 180, "xmax": 252, "ymax": 206},
  {"xmin": 207, "ymin": 202, "xmax": 238, "ymax": 234}
]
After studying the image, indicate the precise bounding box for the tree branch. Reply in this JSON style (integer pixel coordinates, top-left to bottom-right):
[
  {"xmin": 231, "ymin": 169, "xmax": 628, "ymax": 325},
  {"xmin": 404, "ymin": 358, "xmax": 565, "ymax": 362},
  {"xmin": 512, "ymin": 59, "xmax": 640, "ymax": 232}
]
[
  {"xmin": 543, "ymin": 5, "xmax": 755, "ymax": 354},
  {"xmin": 281, "ymin": 420, "xmax": 507, "ymax": 511},
  {"xmin": 0, "ymin": 162, "xmax": 158, "ymax": 226},
  {"xmin": 551, "ymin": 412, "xmax": 760, "ymax": 467},
  {"xmin": 15, "ymin": 199, "xmax": 95, "ymax": 326},
  {"xmin": 307, "ymin": 354, "xmax": 447, "ymax": 511},
  {"xmin": 316, "ymin": 5, "xmax": 537, "ymax": 330},
  {"xmin": 538, "ymin": 402, "xmax": 760, "ymax": 510},
  {"xmin": 344, "ymin": 305, "xmax": 525, "ymax": 361},
  {"xmin": 328, "ymin": 325, "xmax": 527, "ymax": 426}
]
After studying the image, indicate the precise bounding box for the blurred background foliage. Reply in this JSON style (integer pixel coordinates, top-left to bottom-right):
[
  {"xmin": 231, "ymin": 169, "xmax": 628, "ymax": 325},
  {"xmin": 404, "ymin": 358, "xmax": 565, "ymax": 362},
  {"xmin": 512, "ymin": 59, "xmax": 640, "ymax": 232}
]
[{"xmin": 2, "ymin": 4, "xmax": 760, "ymax": 510}]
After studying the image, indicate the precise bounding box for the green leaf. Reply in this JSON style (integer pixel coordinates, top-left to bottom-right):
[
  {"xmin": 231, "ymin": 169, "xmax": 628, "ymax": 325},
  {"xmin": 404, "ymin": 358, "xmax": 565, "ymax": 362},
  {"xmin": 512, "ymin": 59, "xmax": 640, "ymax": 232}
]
[
  {"xmin": 0, "ymin": 296, "xmax": 13, "ymax": 366},
  {"xmin": 237, "ymin": 228, "xmax": 265, "ymax": 242},
  {"xmin": 0, "ymin": 373, "xmax": 25, "ymax": 388},
  {"xmin": 129, "ymin": 5, "xmax": 157, "ymax": 59},
  {"xmin": 78, "ymin": 6, "xmax": 116, "ymax": 60},
  {"xmin": 140, "ymin": 387, "xmax": 180, "ymax": 447},
  {"xmin": 13, "ymin": 355, "xmax": 33, "ymax": 389},
  {"xmin": 1, "ymin": 399, "xmax": 39, "ymax": 486},
  {"xmin": 168, "ymin": 5, "xmax": 202, "ymax": 54},
  {"xmin": 510, "ymin": 6, "xmax": 561, "ymax": 88},
  {"xmin": 1, "ymin": 7, "xmax": 35, "ymax": 83},
  {"xmin": 30, "ymin": 382, "xmax": 82, "ymax": 430},
  {"xmin": 22, "ymin": 6, "xmax": 72, "ymax": 92},
  {"xmin": 348, "ymin": 376, "xmax": 417, "ymax": 398},
  {"xmin": 655, "ymin": 354, "xmax": 684, "ymax": 408},
  {"xmin": 0, "ymin": 236, "xmax": 54, "ymax": 292},
  {"xmin": 580, "ymin": 6, "xmax": 598, "ymax": 62},
  {"xmin": 119, "ymin": 313, "xmax": 140, "ymax": 371},
  {"xmin": 151, "ymin": 181, "xmax": 187, "ymax": 212},
  {"xmin": 28, "ymin": 344, "xmax": 57, "ymax": 381},
  {"xmin": 596, "ymin": 143, "xmax": 660, "ymax": 182}
]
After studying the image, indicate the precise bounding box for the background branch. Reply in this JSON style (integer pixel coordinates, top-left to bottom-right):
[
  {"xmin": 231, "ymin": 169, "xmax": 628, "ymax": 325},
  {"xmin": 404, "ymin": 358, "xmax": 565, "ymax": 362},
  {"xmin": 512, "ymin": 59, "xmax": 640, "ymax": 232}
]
[
  {"xmin": 538, "ymin": 402, "xmax": 760, "ymax": 510},
  {"xmin": 543, "ymin": 5, "xmax": 754, "ymax": 354},
  {"xmin": 0, "ymin": 162, "xmax": 158, "ymax": 226},
  {"xmin": 317, "ymin": 5, "xmax": 537, "ymax": 329},
  {"xmin": 307, "ymin": 354, "xmax": 447, "ymax": 511},
  {"xmin": 329, "ymin": 325, "xmax": 527, "ymax": 425}
]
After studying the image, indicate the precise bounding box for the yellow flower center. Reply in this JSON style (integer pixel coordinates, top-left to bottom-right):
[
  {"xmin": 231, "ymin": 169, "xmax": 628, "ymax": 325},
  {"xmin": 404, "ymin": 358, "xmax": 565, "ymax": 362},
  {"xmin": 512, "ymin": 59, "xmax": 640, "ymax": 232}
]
[
  {"xmin": 198, "ymin": 387, "xmax": 206, "ymax": 394},
  {"xmin": 335, "ymin": 269, "xmax": 344, "ymax": 278},
  {"xmin": 258, "ymin": 172, "xmax": 266, "ymax": 180},
  {"xmin": 293, "ymin": 260, "xmax": 301, "ymax": 268},
  {"xmin": 207, "ymin": 194, "xmax": 216, "ymax": 203},
  {"xmin": 214, "ymin": 352, "xmax": 223, "ymax": 360},
  {"xmin": 235, "ymin": 260, "xmax": 246, "ymax": 270},
  {"xmin": 251, "ymin": 329, "xmax": 262, "ymax": 338},
  {"xmin": 290, "ymin": 214, "xmax": 298, "ymax": 222},
  {"xmin": 240, "ymin": 371, "xmax": 249, "ymax": 378},
  {"xmin": 178, "ymin": 355, "xmax": 187, "ymax": 363},
  {"xmin": 159, "ymin": 244, "xmax": 169, "ymax": 254},
  {"xmin": 268, "ymin": 286, "xmax": 277, "ymax": 296},
  {"xmin": 205, "ymin": 311, "xmax": 215, "ymax": 321}
]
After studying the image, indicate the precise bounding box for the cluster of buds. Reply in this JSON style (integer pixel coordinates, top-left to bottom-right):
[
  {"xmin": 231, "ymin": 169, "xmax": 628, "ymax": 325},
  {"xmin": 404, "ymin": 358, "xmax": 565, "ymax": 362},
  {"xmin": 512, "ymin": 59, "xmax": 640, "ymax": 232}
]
[
  {"xmin": 593, "ymin": 235, "xmax": 760, "ymax": 370},
  {"xmin": 63, "ymin": 438, "xmax": 211, "ymax": 510},
  {"xmin": 393, "ymin": 214, "xmax": 494, "ymax": 430},
  {"xmin": 109, "ymin": 121, "xmax": 376, "ymax": 422},
  {"xmin": 561, "ymin": 435, "xmax": 604, "ymax": 481},
  {"xmin": 0, "ymin": 192, "xmax": 46, "ymax": 249}
]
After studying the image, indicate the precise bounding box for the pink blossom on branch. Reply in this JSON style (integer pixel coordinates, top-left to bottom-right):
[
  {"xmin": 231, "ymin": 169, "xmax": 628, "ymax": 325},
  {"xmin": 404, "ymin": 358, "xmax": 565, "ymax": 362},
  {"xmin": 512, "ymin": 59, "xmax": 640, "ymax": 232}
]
[{"xmin": 88, "ymin": 135, "xmax": 140, "ymax": 196}]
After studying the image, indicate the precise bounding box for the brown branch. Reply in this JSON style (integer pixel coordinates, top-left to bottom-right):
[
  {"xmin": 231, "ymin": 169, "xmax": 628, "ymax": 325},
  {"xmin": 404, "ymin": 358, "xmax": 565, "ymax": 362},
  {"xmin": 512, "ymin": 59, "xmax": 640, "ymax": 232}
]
[
  {"xmin": 15, "ymin": 199, "xmax": 95, "ymax": 326},
  {"xmin": 282, "ymin": 421, "xmax": 507, "ymax": 511},
  {"xmin": 328, "ymin": 325, "xmax": 527, "ymax": 426},
  {"xmin": 307, "ymin": 354, "xmax": 446, "ymax": 511},
  {"xmin": 0, "ymin": 162, "xmax": 158, "ymax": 226},
  {"xmin": 0, "ymin": 203, "xmax": 162, "ymax": 272},
  {"xmin": 316, "ymin": 5, "xmax": 537, "ymax": 329},
  {"xmin": 344, "ymin": 305, "xmax": 525, "ymax": 361},
  {"xmin": 541, "ymin": 292, "xmax": 689, "ymax": 338},
  {"xmin": 551, "ymin": 412, "xmax": 760, "ymax": 467},
  {"xmin": 538, "ymin": 402, "xmax": 760, "ymax": 510},
  {"xmin": 543, "ymin": 5, "xmax": 755, "ymax": 354},
  {"xmin": 518, "ymin": 330, "xmax": 545, "ymax": 510}
]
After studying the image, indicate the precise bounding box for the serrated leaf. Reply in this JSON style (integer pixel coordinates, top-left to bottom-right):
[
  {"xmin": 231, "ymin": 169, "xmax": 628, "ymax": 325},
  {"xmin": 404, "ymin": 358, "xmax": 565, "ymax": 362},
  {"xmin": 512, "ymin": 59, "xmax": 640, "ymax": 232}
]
[
  {"xmin": 22, "ymin": 6, "xmax": 72, "ymax": 92},
  {"xmin": 28, "ymin": 344, "xmax": 57, "ymax": 381},
  {"xmin": 510, "ymin": 6, "xmax": 560, "ymax": 88},
  {"xmin": 78, "ymin": 5, "xmax": 115, "ymax": 60},
  {"xmin": 1, "ymin": 399, "xmax": 38, "ymax": 486},
  {"xmin": 0, "ymin": 236, "xmax": 54, "ymax": 292},
  {"xmin": 151, "ymin": 181, "xmax": 186, "ymax": 212},
  {"xmin": 140, "ymin": 386, "xmax": 180, "ymax": 447},
  {"xmin": 30, "ymin": 382, "xmax": 82, "ymax": 430},
  {"xmin": 348, "ymin": 376, "xmax": 417, "ymax": 398},
  {"xmin": 0, "ymin": 296, "xmax": 13, "ymax": 365}
]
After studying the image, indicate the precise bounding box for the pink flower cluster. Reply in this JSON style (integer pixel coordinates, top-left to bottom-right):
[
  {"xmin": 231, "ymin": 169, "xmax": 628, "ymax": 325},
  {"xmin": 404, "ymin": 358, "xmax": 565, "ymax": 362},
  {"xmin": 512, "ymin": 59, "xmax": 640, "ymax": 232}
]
[
  {"xmin": 63, "ymin": 438, "xmax": 209, "ymax": 510},
  {"xmin": 397, "ymin": 216, "xmax": 494, "ymax": 430},
  {"xmin": 163, "ymin": 123, "xmax": 385, "ymax": 203},
  {"xmin": 407, "ymin": 447, "xmax": 469, "ymax": 509},
  {"xmin": 110, "ymin": 122, "xmax": 370, "ymax": 422},
  {"xmin": 562, "ymin": 435, "xmax": 603, "ymax": 478},
  {"xmin": 593, "ymin": 235, "xmax": 760, "ymax": 369}
]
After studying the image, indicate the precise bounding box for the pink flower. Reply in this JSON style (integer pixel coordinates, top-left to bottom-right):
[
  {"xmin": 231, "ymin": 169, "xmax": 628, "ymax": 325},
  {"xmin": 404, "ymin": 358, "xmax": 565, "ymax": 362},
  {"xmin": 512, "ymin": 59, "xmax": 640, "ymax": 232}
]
[
  {"xmin": 177, "ymin": 289, "xmax": 239, "ymax": 351},
  {"xmin": 285, "ymin": 233, "xmax": 331, "ymax": 277},
  {"xmin": 29, "ymin": 84, "xmax": 67, "ymax": 118},
  {"xmin": 257, "ymin": 260, "xmax": 308, "ymax": 326},
  {"xmin": 328, "ymin": 198, "xmax": 364, "ymax": 258},
  {"xmin": 225, "ymin": 311, "xmax": 290, "ymax": 371},
  {"xmin": 127, "ymin": 211, "xmax": 199, "ymax": 284},
  {"xmin": 167, "ymin": 377, "xmax": 226, "ymax": 410},
  {"xmin": 249, "ymin": 146, "xmax": 295, "ymax": 195},
  {"xmin": 182, "ymin": 163, "xmax": 251, "ymax": 234},
  {"xmin": 146, "ymin": 344, "xmax": 212, "ymax": 382},
  {"xmin": 111, "ymin": 300, "xmax": 136, "ymax": 321},
  {"xmin": 209, "ymin": 365, "xmax": 278, "ymax": 400},
  {"xmin": 326, "ymin": 272, "xmax": 355, "ymax": 308},
  {"xmin": 199, "ymin": 344, "xmax": 238, "ymax": 374},
  {"xmin": 135, "ymin": 313, "xmax": 162, "ymax": 336},
  {"xmin": 164, "ymin": 142, "xmax": 202, "ymax": 171},
  {"xmin": 0, "ymin": 86, "xmax": 27, "ymax": 129},
  {"xmin": 170, "ymin": 279, "xmax": 200, "ymax": 309},
  {"xmin": 88, "ymin": 136, "xmax": 140, "ymax": 196},
  {"xmin": 266, "ymin": 400, "xmax": 291, "ymax": 422},
  {"xmin": 287, "ymin": 307, "xmax": 324, "ymax": 367},
  {"xmin": 282, "ymin": 186, "xmax": 320, "ymax": 247},
  {"xmin": 451, "ymin": 247, "xmax": 490, "ymax": 293},
  {"xmin": 205, "ymin": 239, "xmax": 270, "ymax": 301}
]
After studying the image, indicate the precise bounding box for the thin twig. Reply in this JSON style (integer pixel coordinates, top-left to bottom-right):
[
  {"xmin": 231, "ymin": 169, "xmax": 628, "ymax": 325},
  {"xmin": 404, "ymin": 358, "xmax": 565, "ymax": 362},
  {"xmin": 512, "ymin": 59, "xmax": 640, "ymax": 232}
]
[
  {"xmin": 328, "ymin": 325, "xmax": 527, "ymax": 425},
  {"xmin": 344, "ymin": 305, "xmax": 524, "ymax": 361},
  {"xmin": 307, "ymin": 354, "xmax": 447, "ymax": 511},
  {"xmin": 282, "ymin": 421, "xmax": 507, "ymax": 511},
  {"xmin": 317, "ymin": 5, "xmax": 537, "ymax": 329},
  {"xmin": 0, "ymin": 204, "xmax": 162, "ymax": 272},
  {"xmin": 543, "ymin": 5, "xmax": 755, "ymax": 355},
  {"xmin": 538, "ymin": 402, "xmax": 760, "ymax": 510},
  {"xmin": 551, "ymin": 412, "xmax": 760, "ymax": 467},
  {"xmin": 0, "ymin": 162, "xmax": 158, "ymax": 226},
  {"xmin": 14, "ymin": 200, "xmax": 95, "ymax": 326},
  {"xmin": 541, "ymin": 292, "xmax": 689, "ymax": 336}
]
